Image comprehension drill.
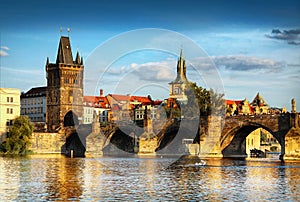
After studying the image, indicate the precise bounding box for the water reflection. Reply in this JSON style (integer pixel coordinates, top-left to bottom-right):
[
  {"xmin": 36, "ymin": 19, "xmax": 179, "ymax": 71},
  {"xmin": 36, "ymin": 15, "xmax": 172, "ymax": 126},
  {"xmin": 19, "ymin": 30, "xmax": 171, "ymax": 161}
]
[
  {"xmin": 0, "ymin": 155, "xmax": 300, "ymax": 201},
  {"xmin": 44, "ymin": 157, "xmax": 84, "ymax": 200}
]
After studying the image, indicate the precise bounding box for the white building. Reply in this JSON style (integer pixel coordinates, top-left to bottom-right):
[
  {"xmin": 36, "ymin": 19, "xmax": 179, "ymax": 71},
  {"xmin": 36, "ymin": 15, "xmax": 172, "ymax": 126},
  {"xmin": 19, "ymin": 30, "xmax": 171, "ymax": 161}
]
[
  {"xmin": 20, "ymin": 87, "xmax": 47, "ymax": 123},
  {"xmin": 83, "ymin": 90, "xmax": 110, "ymax": 124},
  {"xmin": 0, "ymin": 88, "xmax": 21, "ymax": 142}
]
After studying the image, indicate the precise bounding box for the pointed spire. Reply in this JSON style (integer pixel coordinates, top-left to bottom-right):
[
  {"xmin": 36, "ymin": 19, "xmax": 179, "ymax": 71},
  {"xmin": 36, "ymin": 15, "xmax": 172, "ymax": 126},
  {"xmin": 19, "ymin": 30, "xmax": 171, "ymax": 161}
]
[
  {"xmin": 75, "ymin": 51, "xmax": 81, "ymax": 64},
  {"xmin": 46, "ymin": 57, "xmax": 49, "ymax": 65},
  {"xmin": 80, "ymin": 57, "xmax": 83, "ymax": 65},
  {"xmin": 175, "ymin": 49, "xmax": 188, "ymax": 82},
  {"xmin": 180, "ymin": 48, "xmax": 184, "ymax": 59}
]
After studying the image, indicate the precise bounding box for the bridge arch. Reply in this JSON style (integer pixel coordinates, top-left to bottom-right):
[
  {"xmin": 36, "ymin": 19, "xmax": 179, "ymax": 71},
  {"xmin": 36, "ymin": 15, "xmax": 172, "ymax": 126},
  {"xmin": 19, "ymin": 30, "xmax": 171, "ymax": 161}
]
[
  {"xmin": 64, "ymin": 110, "xmax": 78, "ymax": 127},
  {"xmin": 220, "ymin": 122, "xmax": 282, "ymax": 158},
  {"xmin": 156, "ymin": 124, "xmax": 197, "ymax": 154}
]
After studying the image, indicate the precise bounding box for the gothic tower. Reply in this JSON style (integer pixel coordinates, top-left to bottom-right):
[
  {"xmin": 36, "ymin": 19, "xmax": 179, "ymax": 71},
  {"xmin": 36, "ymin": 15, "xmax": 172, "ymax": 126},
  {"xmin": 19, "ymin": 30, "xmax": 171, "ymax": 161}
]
[
  {"xmin": 169, "ymin": 49, "xmax": 189, "ymax": 103},
  {"xmin": 46, "ymin": 36, "xmax": 84, "ymax": 131}
]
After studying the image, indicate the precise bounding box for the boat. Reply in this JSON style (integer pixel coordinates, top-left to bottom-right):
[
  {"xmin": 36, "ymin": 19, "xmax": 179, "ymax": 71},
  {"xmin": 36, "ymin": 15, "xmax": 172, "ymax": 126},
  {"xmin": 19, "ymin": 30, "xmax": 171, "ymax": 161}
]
[{"xmin": 195, "ymin": 160, "xmax": 206, "ymax": 166}]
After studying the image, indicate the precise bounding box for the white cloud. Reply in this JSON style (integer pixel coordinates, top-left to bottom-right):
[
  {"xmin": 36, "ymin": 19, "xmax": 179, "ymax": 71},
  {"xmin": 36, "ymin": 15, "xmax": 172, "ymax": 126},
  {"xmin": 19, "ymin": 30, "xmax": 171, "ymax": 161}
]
[
  {"xmin": 211, "ymin": 55, "xmax": 285, "ymax": 72},
  {"xmin": 0, "ymin": 50, "xmax": 8, "ymax": 57},
  {"xmin": 0, "ymin": 46, "xmax": 9, "ymax": 57},
  {"xmin": 1, "ymin": 46, "xmax": 9, "ymax": 50}
]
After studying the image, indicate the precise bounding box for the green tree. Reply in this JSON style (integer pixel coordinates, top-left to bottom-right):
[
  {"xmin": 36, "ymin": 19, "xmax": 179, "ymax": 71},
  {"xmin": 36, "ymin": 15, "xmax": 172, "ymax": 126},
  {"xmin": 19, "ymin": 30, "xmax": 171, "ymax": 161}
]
[
  {"xmin": 3, "ymin": 116, "xmax": 34, "ymax": 155},
  {"xmin": 185, "ymin": 82, "xmax": 225, "ymax": 116}
]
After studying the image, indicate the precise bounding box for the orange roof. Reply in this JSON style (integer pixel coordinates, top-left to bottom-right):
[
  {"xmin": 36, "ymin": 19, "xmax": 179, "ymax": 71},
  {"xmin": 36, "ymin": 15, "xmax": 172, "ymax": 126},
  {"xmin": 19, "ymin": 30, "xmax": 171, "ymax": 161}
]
[
  {"xmin": 109, "ymin": 94, "xmax": 130, "ymax": 102},
  {"xmin": 153, "ymin": 100, "xmax": 163, "ymax": 105},
  {"xmin": 130, "ymin": 96, "xmax": 152, "ymax": 105},
  {"xmin": 225, "ymin": 100, "xmax": 236, "ymax": 105},
  {"xmin": 83, "ymin": 96, "xmax": 110, "ymax": 108}
]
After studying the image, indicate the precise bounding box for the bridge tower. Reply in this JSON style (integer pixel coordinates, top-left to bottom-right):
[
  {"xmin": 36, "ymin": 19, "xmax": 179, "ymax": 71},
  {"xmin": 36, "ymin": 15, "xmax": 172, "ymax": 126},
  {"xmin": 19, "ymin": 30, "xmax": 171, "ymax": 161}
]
[
  {"xmin": 169, "ymin": 49, "xmax": 189, "ymax": 103},
  {"xmin": 46, "ymin": 35, "xmax": 84, "ymax": 132}
]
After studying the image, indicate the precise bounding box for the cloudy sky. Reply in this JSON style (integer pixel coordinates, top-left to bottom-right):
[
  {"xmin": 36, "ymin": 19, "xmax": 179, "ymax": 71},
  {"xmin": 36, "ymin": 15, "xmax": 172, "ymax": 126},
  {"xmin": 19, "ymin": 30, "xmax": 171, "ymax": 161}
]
[{"xmin": 1, "ymin": 0, "xmax": 299, "ymax": 111}]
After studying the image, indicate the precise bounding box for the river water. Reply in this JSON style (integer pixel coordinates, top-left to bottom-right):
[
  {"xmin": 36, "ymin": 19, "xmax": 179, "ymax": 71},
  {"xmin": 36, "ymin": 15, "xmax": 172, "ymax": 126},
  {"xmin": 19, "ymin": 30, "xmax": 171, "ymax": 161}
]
[{"xmin": 0, "ymin": 154, "xmax": 299, "ymax": 201}]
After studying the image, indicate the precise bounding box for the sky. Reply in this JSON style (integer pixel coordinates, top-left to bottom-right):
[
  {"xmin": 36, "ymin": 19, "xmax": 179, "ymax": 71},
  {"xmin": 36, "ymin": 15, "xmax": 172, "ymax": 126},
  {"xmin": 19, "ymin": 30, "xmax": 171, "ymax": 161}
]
[{"xmin": 1, "ymin": 0, "xmax": 300, "ymax": 111}]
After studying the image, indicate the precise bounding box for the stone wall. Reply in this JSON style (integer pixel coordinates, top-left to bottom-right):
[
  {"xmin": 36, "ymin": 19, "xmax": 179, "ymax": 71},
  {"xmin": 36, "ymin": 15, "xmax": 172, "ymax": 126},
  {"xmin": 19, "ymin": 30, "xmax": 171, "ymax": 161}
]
[
  {"xmin": 30, "ymin": 132, "xmax": 65, "ymax": 154},
  {"xmin": 199, "ymin": 116, "xmax": 223, "ymax": 157},
  {"xmin": 138, "ymin": 136, "xmax": 158, "ymax": 155},
  {"xmin": 284, "ymin": 128, "xmax": 300, "ymax": 160}
]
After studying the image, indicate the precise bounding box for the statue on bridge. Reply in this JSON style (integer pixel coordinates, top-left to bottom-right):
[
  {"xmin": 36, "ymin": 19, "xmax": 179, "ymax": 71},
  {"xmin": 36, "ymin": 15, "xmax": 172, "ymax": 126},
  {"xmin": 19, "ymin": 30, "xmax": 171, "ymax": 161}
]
[{"xmin": 292, "ymin": 98, "xmax": 296, "ymax": 113}]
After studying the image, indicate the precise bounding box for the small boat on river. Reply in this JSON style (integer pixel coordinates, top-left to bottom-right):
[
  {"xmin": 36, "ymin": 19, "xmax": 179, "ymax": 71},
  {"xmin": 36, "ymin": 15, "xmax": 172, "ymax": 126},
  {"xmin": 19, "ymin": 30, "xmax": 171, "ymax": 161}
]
[{"xmin": 195, "ymin": 160, "xmax": 206, "ymax": 166}]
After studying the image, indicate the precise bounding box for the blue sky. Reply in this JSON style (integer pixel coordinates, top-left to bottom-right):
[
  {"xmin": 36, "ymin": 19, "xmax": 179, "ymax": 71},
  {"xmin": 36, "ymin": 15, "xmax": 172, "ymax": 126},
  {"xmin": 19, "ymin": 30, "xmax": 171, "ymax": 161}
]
[{"xmin": 1, "ymin": 0, "xmax": 300, "ymax": 111}]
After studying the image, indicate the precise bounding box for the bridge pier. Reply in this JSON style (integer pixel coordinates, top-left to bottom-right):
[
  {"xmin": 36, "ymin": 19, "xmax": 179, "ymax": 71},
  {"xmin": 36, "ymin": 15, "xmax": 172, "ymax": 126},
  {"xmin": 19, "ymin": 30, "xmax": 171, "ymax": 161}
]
[
  {"xmin": 138, "ymin": 137, "xmax": 157, "ymax": 155},
  {"xmin": 199, "ymin": 116, "xmax": 223, "ymax": 158}
]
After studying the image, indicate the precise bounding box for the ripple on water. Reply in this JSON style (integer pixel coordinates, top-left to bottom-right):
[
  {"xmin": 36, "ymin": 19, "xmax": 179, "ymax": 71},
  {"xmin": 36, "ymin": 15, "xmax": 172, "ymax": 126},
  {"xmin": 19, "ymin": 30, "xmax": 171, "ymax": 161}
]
[{"xmin": 0, "ymin": 155, "xmax": 300, "ymax": 201}]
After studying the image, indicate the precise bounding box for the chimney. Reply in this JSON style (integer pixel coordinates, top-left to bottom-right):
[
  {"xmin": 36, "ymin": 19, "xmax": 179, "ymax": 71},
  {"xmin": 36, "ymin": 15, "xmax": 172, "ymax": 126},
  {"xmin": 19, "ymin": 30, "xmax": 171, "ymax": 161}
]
[{"xmin": 100, "ymin": 89, "xmax": 104, "ymax": 97}]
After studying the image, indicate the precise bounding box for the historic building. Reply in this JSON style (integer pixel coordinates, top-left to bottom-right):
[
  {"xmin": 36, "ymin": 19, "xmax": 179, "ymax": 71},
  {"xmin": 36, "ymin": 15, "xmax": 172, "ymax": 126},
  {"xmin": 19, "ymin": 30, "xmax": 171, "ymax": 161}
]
[
  {"xmin": 169, "ymin": 49, "xmax": 190, "ymax": 104},
  {"xmin": 0, "ymin": 88, "xmax": 20, "ymax": 142},
  {"xmin": 251, "ymin": 92, "xmax": 270, "ymax": 114},
  {"xmin": 106, "ymin": 94, "xmax": 161, "ymax": 124},
  {"xmin": 20, "ymin": 86, "xmax": 47, "ymax": 123},
  {"xmin": 83, "ymin": 89, "xmax": 110, "ymax": 124},
  {"xmin": 226, "ymin": 98, "xmax": 252, "ymax": 115},
  {"xmin": 225, "ymin": 92, "xmax": 270, "ymax": 116},
  {"xmin": 45, "ymin": 36, "xmax": 84, "ymax": 131}
]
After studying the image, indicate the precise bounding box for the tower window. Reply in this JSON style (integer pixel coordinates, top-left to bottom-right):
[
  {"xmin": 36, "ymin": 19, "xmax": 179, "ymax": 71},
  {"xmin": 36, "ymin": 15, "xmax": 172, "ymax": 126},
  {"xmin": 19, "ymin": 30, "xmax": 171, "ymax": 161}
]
[{"xmin": 173, "ymin": 87, "xmax": 180, "ymax": 95}]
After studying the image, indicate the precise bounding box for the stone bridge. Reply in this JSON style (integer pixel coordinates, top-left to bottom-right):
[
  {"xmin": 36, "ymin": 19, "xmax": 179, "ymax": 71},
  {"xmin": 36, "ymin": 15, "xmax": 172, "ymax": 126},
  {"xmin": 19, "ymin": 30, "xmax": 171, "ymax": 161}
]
[
  {"xmin": 201, "ymin": 113, "xmax": 293, "ymax": 159},
  {"xmin": 64, "ymin": 112, "xmax": 298, "ymax": 159}
]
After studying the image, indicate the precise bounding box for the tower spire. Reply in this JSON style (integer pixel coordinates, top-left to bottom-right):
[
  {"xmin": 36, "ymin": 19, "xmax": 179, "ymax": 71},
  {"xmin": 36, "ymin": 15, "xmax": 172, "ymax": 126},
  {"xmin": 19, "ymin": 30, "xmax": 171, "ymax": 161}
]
[
  {"xmin": 176, "ymin": 49, "xmax": 187, "ymax": 82},
  {"xmin": 75, "ymin": 51, "xmax": 81, "ymax": 64},
  {"xmin": 180, "ymin": 48, "xmax": 183, "ymax": 59}
]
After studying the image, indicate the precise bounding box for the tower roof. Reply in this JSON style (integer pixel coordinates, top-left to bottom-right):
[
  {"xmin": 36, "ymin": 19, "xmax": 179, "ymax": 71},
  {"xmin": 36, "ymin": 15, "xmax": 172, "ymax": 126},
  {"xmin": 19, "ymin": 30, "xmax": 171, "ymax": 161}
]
[
  {"xmin": 251, "ymin": 92, "xmax": 269, "ymax": 107},
  {"xmin": 56, "ymin": 36, "xmax": 73, "ymax": 64},
  {"xmin": 170, "ymin": 49, "xmax": 189, "ymax": 84}
]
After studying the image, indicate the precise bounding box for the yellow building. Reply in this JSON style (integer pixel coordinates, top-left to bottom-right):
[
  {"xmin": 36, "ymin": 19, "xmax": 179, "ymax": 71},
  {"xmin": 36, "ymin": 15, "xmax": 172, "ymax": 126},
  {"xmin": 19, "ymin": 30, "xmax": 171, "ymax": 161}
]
[
  {"xmin": 0, "ymin": 88, "xmax": 21, "ymax": 142},
  {"xmin": 246, "ymin": 128, "xmax": 261, "ymax": 156}
]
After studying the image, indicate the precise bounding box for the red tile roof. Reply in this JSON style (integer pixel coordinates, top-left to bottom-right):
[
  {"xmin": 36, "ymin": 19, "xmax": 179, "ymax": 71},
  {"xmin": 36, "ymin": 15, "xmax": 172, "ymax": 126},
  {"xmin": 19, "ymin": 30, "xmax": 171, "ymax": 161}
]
[
  {"xmin": 225, "ymin": 100, "xmax": 243, "ymax": 105},
  {"xmin": 83, "ymin": 95, "xmax": 110, "ymax": 108},
  {"xmin": 130, "ymin": 96, "xmax": 152, "ymax": 105},
  {"xmin": 109, "ymin": 94, "xmax": 130, "ymax": 102}
]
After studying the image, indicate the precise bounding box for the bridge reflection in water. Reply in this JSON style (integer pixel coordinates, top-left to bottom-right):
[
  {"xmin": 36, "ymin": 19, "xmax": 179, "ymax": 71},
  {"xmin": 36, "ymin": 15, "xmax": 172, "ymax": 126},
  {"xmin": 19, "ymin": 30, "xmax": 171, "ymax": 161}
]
[{"xmin": 0, "ymin": 155, "xmax": 300, "ymax": 201}]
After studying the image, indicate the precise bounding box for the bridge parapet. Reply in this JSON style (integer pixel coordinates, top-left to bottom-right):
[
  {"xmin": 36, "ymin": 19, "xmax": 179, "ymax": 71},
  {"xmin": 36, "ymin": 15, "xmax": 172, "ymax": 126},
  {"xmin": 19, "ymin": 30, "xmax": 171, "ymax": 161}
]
[{"xmin": 222, "ymin": 114, "xmax": 291, "ymax": 139}]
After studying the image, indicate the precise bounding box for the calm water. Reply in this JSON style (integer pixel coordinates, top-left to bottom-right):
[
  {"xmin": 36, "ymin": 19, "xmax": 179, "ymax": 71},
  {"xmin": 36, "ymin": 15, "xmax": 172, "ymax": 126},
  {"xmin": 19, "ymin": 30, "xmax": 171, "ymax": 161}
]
[{"xmin": 0, "ymin": 154, "xmax": 300, "ymax": 201}]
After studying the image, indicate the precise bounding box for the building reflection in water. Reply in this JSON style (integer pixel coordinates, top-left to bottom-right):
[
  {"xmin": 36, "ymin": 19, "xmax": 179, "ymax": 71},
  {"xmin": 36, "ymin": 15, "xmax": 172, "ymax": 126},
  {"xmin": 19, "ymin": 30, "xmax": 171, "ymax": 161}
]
[
  {"xmin": 0, "ymin": 156, "xmax": 21, "ymax": 201},
  {"xmin": 1, "ymin": 155, "xmax": 300, "ymax": 201},
  {"xmin": 44, "ymin": 155, "xmax": 85, "ymax": 200}
]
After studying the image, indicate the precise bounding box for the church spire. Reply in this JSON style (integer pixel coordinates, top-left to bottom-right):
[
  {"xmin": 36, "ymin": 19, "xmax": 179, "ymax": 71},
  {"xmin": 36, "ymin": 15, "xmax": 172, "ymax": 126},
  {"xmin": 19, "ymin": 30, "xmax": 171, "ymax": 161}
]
[{"xmin": 175, "ymin": 49, "xmax": 188, "ymax": 82}]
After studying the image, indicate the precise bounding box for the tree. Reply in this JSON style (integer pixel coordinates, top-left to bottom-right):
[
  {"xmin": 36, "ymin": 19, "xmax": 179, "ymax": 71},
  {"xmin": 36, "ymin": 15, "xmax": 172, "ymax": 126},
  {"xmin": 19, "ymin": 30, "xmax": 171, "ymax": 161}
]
[
  {"xmin": 185, "ymin": 82, "xmax": 225, "ymax": 116},
  {"xmin": 2, "ymin": 116, "xmax": 34, "ymax": 155}
]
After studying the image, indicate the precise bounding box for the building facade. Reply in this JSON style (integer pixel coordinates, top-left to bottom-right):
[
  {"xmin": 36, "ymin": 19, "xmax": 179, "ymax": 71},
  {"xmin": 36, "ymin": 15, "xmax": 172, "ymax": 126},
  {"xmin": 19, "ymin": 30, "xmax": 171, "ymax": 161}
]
[
  {"xmin": 251, "ymin": 92, "xmax": 270, "ymax": 114},
  {"xmin": 106, "ymin": 94, "xmax": 161, "ymax": 123},
  {"xmin": 0, "ymin": 88, "xmax": 20, "ymax": 142},
  {"xmin": 83, "ymin": 90, "xmax": 110, "ymax": 124},
  {"xmin": 21, "ymin": 87, "xmax": 47, "ymax": 123},
  {"xmin": 225, "ymin": 92, "xmax": 270, "ymax": 116},
  {"xmin": 46, "ymin": 36, "xmax": 84, "ymax": 131}
]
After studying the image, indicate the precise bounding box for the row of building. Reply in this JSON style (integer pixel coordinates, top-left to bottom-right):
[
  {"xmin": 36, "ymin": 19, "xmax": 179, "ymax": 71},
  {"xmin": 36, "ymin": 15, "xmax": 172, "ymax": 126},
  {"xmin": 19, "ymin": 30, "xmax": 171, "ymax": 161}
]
[
  {"xmin": 0, "ymin": 86, "xmax": 280, "ymax": 137},
  {"xmin": 225, "ymin": 92, "xmax": 281, "ymax": 116},
  {"xmin": 0, "ymin": 34, "xmax": 288, "ymax": 141}
]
